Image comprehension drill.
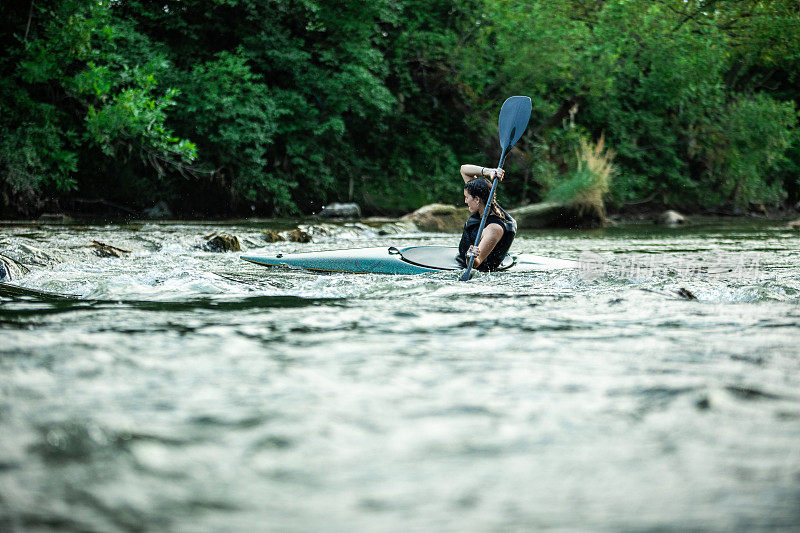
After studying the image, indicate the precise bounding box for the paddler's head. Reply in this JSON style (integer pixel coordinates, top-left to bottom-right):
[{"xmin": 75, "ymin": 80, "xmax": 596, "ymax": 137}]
[{"xmin": 464, "ymin": 178, "xmax": 491, "ymax": 214}]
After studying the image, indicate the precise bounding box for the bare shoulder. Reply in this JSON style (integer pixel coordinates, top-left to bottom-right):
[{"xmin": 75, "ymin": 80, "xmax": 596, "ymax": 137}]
[{"xmin": 483, "ymin": 223, "xmax": 504, "ymax": 240}]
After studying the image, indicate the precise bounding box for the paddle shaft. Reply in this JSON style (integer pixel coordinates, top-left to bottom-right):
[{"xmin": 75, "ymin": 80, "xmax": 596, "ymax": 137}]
[{"xmin": 459, "ymin": 151, "xmax": 508, "ymax": 281}]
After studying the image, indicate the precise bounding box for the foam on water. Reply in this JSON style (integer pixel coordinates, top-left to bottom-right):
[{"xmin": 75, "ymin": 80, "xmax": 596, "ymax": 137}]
[{"xmin": 1, "ymin": 219, "xmax": 799, "ymax": 531}]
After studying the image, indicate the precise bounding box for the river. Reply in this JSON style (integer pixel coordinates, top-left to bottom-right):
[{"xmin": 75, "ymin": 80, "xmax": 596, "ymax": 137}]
[{"xmin": 1, "ymin": 218, "xmax": 799, "ymax": 531}]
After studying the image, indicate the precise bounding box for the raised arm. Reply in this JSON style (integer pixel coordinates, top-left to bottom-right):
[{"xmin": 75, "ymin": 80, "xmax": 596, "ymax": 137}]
[{"xmin": 460, "ymin": 164, "xmax": 505, "ymax": 184}]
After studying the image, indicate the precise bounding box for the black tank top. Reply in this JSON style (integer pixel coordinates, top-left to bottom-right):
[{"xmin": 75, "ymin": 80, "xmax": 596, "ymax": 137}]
[{"xmin": 458, "ymin": 207, "xmax": 517, "ymax": 271}]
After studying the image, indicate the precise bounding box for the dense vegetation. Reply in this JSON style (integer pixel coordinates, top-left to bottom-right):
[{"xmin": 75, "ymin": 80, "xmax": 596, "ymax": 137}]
[{"xmin": 1, "ymin": 0, "xmax": 798, "ymax": 217}]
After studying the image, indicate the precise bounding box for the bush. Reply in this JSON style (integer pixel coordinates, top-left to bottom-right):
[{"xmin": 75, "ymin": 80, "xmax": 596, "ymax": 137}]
[
  {"xmin": 701, "ymin": 94, "xmax": 796, "ymax": 207},
  {"xmin": 545, "ymin": 134, "xmax": 616, "ymax": 219}
]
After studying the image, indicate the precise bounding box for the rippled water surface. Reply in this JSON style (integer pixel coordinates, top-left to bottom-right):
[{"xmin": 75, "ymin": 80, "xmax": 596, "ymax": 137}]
[{"xmin": 1, "ymin": 219, "xmax": 799, "ymax": 531}]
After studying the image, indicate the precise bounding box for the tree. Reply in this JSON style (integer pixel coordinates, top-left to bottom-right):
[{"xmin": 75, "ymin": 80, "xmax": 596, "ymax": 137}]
[{"xmin": 0, "ymin": 0, "xmax": 195, "ymax": 214}]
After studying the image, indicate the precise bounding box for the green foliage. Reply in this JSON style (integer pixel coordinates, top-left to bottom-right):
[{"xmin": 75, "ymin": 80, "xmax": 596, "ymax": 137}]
[
  {"xmin": 0, "ymin": 122, "xmax": 78, "ymax": 194},
  {"xmin": 172, "ymin": 51, "xmax": 283, "ymax": 210},
  {"xmin": 363, "ymin": 0, "xmax": 483, "ymax": 212},
  {"xmin": 466, "ymin": 0, "xmax": 800, "ymax": 212},
  {"xmin": 1, "ymin": 0, "xmax": 799, "ymax": 216},
  {"xmin": 82, "ymin": 75, "xmax": 196, "ymax": 162},
  {"xmin": 703, "ymin": 94, "xmax": 796, "ymax": 207},
  {"xmin": 0, "ymin": 0, "xmax": 195, "ymax": 209}
]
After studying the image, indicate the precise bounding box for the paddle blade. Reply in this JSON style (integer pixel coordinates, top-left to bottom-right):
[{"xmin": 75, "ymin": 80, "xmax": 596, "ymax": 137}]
[{"xmin": 498, "ymin": 96, "xmax": 532, "ymax": 154}]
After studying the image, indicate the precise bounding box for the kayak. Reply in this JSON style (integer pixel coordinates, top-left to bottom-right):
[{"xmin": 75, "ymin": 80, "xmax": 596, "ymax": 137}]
[{"xmin": 241, "ymin": 246, "xmax": 578, "ymax": 275}]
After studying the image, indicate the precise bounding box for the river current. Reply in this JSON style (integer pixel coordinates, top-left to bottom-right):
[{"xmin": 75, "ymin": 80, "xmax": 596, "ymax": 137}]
[{"xmin": 1, "ymin": 219, "xmax": 799, "ymax": 531}]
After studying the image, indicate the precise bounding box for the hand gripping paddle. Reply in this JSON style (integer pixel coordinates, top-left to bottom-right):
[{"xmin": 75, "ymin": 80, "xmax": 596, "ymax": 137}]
[{"xmin": 460, "ymin": 96, "xmax": 532, "ymax": 281}]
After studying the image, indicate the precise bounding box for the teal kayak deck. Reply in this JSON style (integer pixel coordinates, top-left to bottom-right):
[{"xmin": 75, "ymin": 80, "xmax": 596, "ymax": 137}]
[{"xmin": 241, "ymin": 246, "xmax": 578, "ymax": 275}]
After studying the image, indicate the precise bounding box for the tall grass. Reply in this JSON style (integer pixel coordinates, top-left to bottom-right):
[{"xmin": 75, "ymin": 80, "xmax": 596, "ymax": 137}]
[{"xmin": 545, "ymin": 134, "xmax": 616, "ymax": 221}]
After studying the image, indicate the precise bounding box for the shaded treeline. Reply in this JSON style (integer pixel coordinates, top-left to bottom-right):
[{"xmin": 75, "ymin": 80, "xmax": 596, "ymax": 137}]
[{"xmin": 1, "ymin": 0, "xmax": 798, "ymax": 217}]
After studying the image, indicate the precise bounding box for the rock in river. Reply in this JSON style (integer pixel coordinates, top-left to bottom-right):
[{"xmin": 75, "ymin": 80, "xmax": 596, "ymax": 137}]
[
  {"xmin": 0, "ymin": 253, "xmax": 28, "ymax": 281},
  {"xmin": 262, "ymin": 230, "xmax": 286, "ymax": 243},
  {"xmin": 91, "ymin": 241, "xmax": 132, "ymax": 258},
  {"xmin": 509, "ymin": 201, "xmax": 609, "ymax": 229},
  {"xmin": 260, "ymin": 228, "xmax": 311, "ymax": 243},
  {"xmin": 285, "ymin": 229, "xmax": 312, "ymax": 243},
  {"xmin": 401, "ymin": 204, "xmax": 468, "ymax": 233},
  {"xmin": 203, "ymin": 233, "xmax": 242, "ymax": 252},
  {"xmin": 658, "ymin": 210, "xmax": 687, "ymax": 226},
  {"xmin": 320, "ymin": 203, "xmax": 361, "ymax": 218}
]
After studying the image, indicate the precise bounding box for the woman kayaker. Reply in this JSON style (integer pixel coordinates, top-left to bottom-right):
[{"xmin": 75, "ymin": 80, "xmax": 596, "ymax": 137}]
[{"xmin": 459, "ymin": 165, "xmax": 517, "ymax": 271}]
